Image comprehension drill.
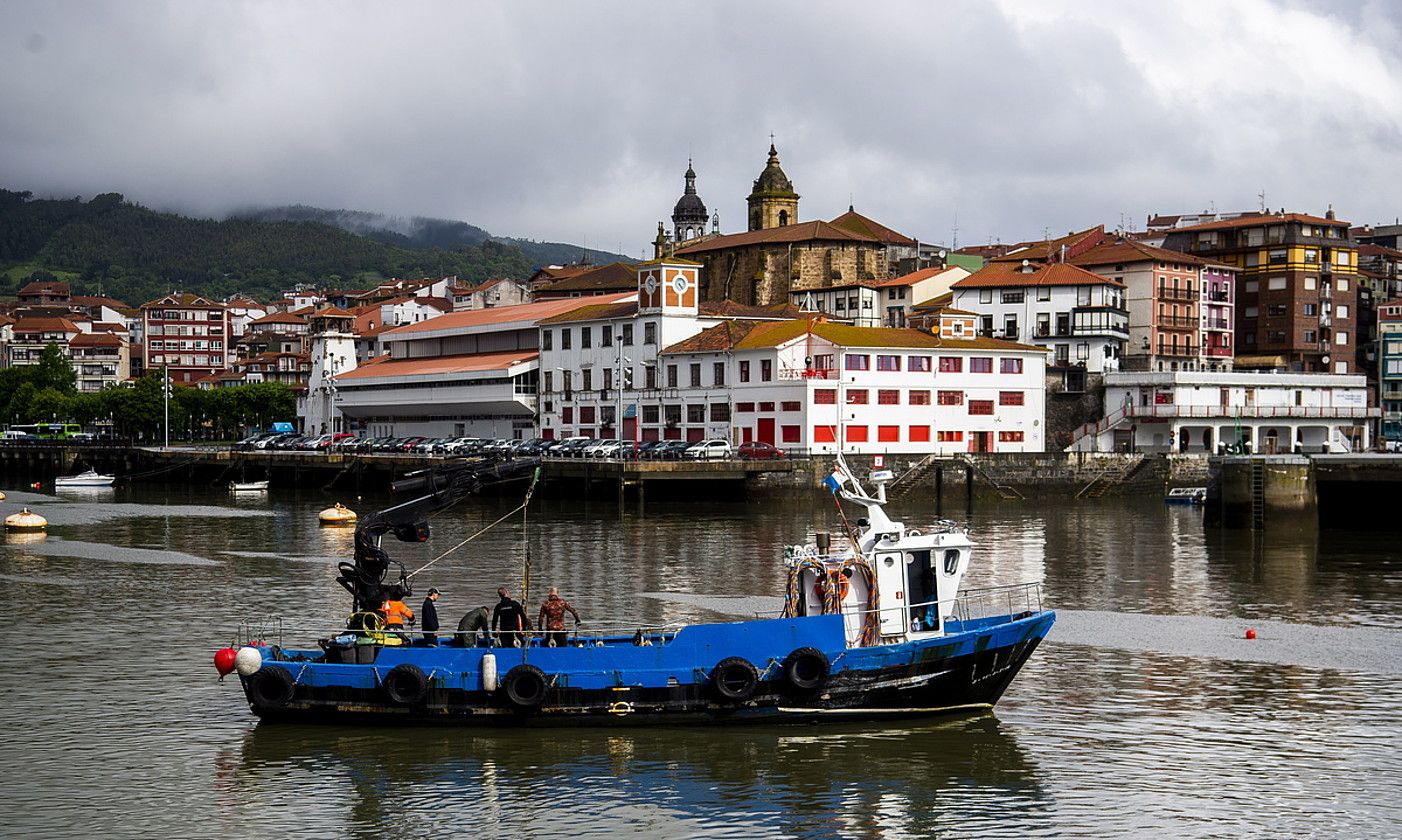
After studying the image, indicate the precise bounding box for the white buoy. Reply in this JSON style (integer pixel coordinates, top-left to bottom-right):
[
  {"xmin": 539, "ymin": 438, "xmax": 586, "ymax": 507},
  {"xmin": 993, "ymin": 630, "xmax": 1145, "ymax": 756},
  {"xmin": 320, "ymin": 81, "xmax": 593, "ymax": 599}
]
[
  {"xmin": 481, "ymin": 652, "xmax": 498, "ymax": 692},
  {"xmin": 0, "ymin": 490, "xmax": 7, "ymax": 501},
  {"xmin": 234, "ymin": 646, "xmax": 263, "ymax": 676},
  {"xmin": 318, "ymin": 503, "xmax": 357, "ymax": 526},
  {"xmin": 4, "ymin": 508, "xmax": 46, "ymax": 533}
]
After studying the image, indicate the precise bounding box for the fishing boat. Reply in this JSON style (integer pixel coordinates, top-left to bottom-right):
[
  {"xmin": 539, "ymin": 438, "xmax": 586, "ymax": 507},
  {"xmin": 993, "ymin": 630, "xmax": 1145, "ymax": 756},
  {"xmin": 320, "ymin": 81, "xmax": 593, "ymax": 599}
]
[
  {"xmin": 229, "ymin": 480, "xmax": 270, "ymax": 492},
  {"xmin": 54, "ymin": 469, "xmax": 116, "ymax": 488},
  {"xmin": 1164, "ymin": 486, "xmax": 1207, "ymax": 505},
  {"xmin": 219, "ymin": 457, "xmax": 1055, "ymax": 726}
]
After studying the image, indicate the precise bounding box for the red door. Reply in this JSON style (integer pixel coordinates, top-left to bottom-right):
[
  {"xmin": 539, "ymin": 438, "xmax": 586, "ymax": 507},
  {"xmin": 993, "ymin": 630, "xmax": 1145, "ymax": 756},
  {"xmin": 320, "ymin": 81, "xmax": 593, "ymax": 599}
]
[
  {"xmin": 969, "ymin": 431, "xmax": 992, "ymax": 453},
  {"xmin": 758, "ymin": 418, "xmax": 776, "ymax": 445},
  {"xmin": 623, "ymin": 417, "xmax": 636, "ymax": 442},
  {"xmin": 742, "ymin": 427, "xmax": 753, "ymax": 443}
]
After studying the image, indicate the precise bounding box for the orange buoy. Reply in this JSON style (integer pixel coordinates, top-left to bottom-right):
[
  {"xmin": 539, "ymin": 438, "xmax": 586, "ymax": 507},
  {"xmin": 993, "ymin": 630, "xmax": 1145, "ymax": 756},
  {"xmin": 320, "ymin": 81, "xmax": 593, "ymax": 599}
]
[{"xmin": 1245, "ymin": 628, "xmax": 1257, "ymax": 640}]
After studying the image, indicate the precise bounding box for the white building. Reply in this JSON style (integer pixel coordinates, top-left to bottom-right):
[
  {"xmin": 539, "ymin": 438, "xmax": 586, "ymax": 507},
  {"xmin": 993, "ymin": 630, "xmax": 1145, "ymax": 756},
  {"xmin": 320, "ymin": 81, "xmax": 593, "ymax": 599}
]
[
  {"xmin": 452, "ymin": 278, "xmax": 532, "ymax": 312},
  {"xmin": 379, "ymin": 295, "xmax": 452, "ymax": 327},
  {"xmin": 1067, "ymin": 370, "xmax": 1376, "ymax": 454},
  {"xmin": 332, "ymin": 295, "xmax": 630, "ymax": 438},
  {"xmin": 951, "ymin": 261, "xmax": 1127, "ymax": 373},
  {"xmin": 538, "ymin": 260, "xmax": 1047, "ymax": 454},
  {"xmin": 301, "ymin": 308, "xmax": 359, "ymax": 435}
]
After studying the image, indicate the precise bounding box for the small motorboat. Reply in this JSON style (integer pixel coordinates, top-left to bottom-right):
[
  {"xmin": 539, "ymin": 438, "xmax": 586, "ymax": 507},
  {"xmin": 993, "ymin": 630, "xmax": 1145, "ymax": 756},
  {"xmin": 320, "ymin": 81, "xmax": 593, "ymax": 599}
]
[
  {"xmin": 229, "ymin": 480, "xmax": 270, "ymax": 492},
  {"xmin": 54, "ymin": 469, "xmax": 116, "ymax": 488},
  {"xmin": 1165, "ymin": 486, "xmax": 1206, "ymax": 505}
]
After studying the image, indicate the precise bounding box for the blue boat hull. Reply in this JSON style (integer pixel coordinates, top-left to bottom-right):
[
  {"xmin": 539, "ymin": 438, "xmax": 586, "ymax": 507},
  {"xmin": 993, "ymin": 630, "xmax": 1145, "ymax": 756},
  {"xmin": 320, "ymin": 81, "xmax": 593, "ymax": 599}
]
[{"xmin": 240, "ymin": 610, "xmax": 1055, "ymax": 726}]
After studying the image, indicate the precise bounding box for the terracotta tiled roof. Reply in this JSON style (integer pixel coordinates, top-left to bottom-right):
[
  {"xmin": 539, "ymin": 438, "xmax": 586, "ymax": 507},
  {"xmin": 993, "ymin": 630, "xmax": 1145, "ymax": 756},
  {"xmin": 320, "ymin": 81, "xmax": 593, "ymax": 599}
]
[
  {"xmin": 68, "ymin": 295, "xmax": 131, "ymax": 309},
  {"xmin": 539, "ymin": 298, "xmax": 798, "ymax": 326},
  {"xmin": 336, "ymin": 350, "xmax": 540, "ymax": 381},
  {"xmin": 11, "ymin": 316, "xmax": 81, "ymax": 333},
  {"xmin": 69, "ymin": 332, "xmax": 123, "ymax": 348},
  {"xmin": 989, "ymin": 226, "xmax": 1107, "ymax": 263},
  {"xmin": 911, "ymin": 291, "xmax": 955, "ymax": 311},
  {"xmin": 1070, "ymin": 239, "xmax": 1206, "ymax": 268},
  {"xmin": 953, "ymin": 261, "xmax": 1124, "ymax": 289},
  {"xmin": 876, "ymin": 265, "xmax": 965, "ymax": 288},
  {"xmin": 1167, "ymin": 212, "xmax": 1347, "ymax": 234},
  {"xmin": 18, "ymin": 281, "xmax": 70, "ymax": 297},
  {"xmin": 384, "ymin": 293, "xmax": 633, "ymax": 336},
  {"xmin": 1359, "ymin": 243, "xmax": 1402, "ymax": 259},
  {"xmin": 675, "ymin": 221, "xmax": 879, "ymax": 256},
  {"xmin": 829, "ymin": 209, "xmax": 917, "ymax": 246},
  {"xmin": 536, "ymin": 262, "xmax": 638, "ymax": 294},
  {"xmin": 662, "ymin": 318, "xmax": 1045, "ymax": 354},
  {"xmin": 537, "ymin": 301, "xmax": 639, "ymax": 325},
  {"xmin": 310, "ymin": 306, "xmax": 356, "ymax": 318}
]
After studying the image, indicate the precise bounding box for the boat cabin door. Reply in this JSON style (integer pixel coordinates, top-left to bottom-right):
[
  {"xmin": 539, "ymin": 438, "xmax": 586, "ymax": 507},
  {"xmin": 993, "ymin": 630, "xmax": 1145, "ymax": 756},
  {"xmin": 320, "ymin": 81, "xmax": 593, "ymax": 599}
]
[{"xmin": 874, "ymin": 551, "xmax": 908, "ymax": 637}]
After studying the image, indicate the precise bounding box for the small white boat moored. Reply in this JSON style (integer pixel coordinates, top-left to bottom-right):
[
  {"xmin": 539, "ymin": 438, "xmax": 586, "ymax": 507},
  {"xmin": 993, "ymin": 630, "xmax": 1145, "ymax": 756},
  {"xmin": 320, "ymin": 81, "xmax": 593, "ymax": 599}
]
[
  {"xmin": 1165, "ymin": 486, "xmax": 1206, "ymax": 505},
  {"xmin": 54, "ymin": 470, "xmax": 116, "ymax": 488},
  {"xmin": 229, "ymin": 480, "xmax": 270, "ymax": 492}
]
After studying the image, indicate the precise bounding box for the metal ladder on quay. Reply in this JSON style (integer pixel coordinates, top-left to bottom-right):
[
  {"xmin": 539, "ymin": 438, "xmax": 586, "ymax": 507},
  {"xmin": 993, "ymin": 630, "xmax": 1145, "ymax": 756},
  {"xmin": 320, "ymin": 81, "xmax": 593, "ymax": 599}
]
[{"xmin": 1249, "ymin": 461, "xmax": 1266, "ymax": 529}]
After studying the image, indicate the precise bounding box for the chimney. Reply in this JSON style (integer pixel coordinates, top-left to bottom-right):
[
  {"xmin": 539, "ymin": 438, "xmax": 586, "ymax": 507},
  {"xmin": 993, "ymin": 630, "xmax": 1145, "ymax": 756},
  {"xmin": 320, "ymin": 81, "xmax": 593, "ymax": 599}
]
[{"xmin": 1325, "ymin": 204, "xmax": 1336, "ymax": 220}]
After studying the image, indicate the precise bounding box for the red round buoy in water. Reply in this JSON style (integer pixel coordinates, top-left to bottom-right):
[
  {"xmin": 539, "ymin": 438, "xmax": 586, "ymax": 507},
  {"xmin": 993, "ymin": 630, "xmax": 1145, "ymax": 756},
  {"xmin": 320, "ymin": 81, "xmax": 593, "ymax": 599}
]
[
  {"xmin": 214, "ymin": 647, "xmax": 238, "ymax": 677},
  {"xmin": 1245, "ymin": 628, "xmax": 1257, "ymax": 640}
]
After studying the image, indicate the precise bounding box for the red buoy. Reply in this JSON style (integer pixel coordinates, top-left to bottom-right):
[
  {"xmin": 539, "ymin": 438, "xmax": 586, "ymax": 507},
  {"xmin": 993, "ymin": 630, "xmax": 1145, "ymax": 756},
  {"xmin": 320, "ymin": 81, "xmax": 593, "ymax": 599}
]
[
  {"xmin": 1245, "ymin": 628, "xmax": 1257, "ymax": 640},
  {"xmin": 214, "ymin": 647, "xmax": 238, "ymax": 677}
]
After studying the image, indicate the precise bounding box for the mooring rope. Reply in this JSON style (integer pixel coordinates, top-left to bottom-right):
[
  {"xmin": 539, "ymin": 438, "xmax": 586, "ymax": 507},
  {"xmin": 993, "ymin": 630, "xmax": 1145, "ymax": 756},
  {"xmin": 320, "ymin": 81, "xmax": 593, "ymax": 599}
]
[{"xmin": 404, "ymin": 467, "xmax": 541, "ymax": 581}]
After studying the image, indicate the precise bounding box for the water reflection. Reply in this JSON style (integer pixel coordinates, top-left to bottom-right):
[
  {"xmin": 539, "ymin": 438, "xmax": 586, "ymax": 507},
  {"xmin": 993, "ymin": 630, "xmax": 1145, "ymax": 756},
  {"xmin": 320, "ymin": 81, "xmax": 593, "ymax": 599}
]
[{"xmin": 227, "ymin": 714, "xmax": 1044, "ymax": 840}]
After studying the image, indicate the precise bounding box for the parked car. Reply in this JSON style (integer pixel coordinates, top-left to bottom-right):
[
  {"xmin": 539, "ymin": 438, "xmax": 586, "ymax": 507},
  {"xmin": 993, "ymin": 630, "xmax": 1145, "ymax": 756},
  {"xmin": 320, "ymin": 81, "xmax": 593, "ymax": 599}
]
[
  {"xmin": 315, "ymin": 433, "xmax": 355, "ymax": 449},
  {"xmin": 581, "ymin": 438, "xmax": 620, "ymax": 458},
  {"xmin": 398, "ymin": 436, "xmax": 427, "ymax": 452},
  {"xmin": 737, "ymin": 441, "xmax": 786, "ymax": 460},
  {"xmin": 651, "ymin": 440, "xmax": 692, "ymax": 460},
  {"xmin": 549, "ymin": 436, "xmax": 592, "ymax": 458},
  {"xmin": 684, "ymin": 439, "xmax": 733, "ymax": 460}
]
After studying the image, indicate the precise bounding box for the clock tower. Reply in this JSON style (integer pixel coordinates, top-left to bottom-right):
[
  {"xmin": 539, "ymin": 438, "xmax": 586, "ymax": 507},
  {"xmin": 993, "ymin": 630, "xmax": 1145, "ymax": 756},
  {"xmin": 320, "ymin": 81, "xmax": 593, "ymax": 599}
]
[{"xmin": 637, "ymin": 258, "xmax": 701, "ymax": 316}]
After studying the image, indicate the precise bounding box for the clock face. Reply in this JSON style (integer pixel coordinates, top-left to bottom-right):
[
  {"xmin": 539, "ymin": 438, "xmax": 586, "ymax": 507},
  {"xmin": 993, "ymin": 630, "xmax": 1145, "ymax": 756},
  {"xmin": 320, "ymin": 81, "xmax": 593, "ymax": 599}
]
[
  {"xmin": 672, "ymin": 275, "xmax": 688, "ymax": 295},
  {"xmin": 643, "ymin": 275, "xmax": 659, "ymax": 296}
]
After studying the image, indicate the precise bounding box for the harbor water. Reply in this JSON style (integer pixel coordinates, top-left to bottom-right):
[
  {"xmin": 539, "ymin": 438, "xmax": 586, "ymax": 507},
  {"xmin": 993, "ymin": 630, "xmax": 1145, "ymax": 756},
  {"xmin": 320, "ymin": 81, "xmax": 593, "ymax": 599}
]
[{"xmin": 0, "ymin": 483, "xmax": 1399, "ymax": 838}]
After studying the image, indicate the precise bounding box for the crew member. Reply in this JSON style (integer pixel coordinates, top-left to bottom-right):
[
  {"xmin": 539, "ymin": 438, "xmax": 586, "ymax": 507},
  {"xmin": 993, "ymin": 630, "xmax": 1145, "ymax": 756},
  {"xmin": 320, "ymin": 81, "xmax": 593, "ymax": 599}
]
[
  {"xmin": 491, "ymin": 587, "xmax": 531, "ymax": 647},
  {"xmin": 537, "ymin": 587, "xmax": 581, "ymax": 648},
  {"xmin": 381, "ymin": 593, "xmax": 414, "ymax": 642},
  {"xmin": 420, "ymin": 587, "xmax": 441, "ymax": 646},
  {"xmin": 456, "ymin": 605, "xmax": 491, "ymax": 647}
]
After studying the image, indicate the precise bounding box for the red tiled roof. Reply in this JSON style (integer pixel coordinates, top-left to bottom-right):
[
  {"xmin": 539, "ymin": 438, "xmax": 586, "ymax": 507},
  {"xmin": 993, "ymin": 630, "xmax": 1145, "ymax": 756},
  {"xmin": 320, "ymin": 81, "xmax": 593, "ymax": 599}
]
[
  {"xmin": 1167, "ymin": 212, "xmax": 1348, "ymax": 234},
  {"xmin": 384, "ymin": 293, "xmax": 633, "ymax": 336},
  {"xmin": 829, "ymin": 209, "xmax": 917, "ymax": 246},
  {"xmin": 1359, "ymin": 243, "xmax": 1402, "ymax": 260},
  {"xmin": 989, "ymin": 226, "xmax": 1106, "ymax": 263},
  {"xmin": 675, "ymin": 221, "xmax": 879, "ymax": 255},
  {"xmin": 336, "ymin": 349, "xmax": 540, "ymax": 380},
  {"xmin": 18, "ymin": 281, "xmax": 70, "ymax": 297},
  {"xmin": 536, "ymin": 262, "xmax": 638, "ymax": 294},
  {"xmin": 538, "ymin": 298, "xmax": 799, "ymax": 326},
  {"xmin": 1069, "ymin": 239, "xmax": 1206, "ymax": 268},
  {"xmin": 953, "ymin": 261, "xmax": 1124, "ymax": 289},
  {"xmin": 142, "ymin": 292, "xmax": 222, "ymax": 308},
  {"xmin": 69, "ymin": 332, "xmax": 123, "ymax": 348},
  {"xmin": 11, "ymin": 316, "xmax": 81, "ymax": 333},
  {"xmin": 310, "ymin": 306, "xmax": 356, "ymax": 318},
  {"xmin": 875, "ymin": 265, "xmax": 964, "ymax": 288}
]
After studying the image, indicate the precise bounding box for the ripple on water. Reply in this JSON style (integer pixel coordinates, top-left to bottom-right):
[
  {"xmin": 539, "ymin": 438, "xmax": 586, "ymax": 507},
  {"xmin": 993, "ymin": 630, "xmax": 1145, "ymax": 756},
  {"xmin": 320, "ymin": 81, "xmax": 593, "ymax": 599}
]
[{"xmin": 1, "ymin": 536, "xmax": 217, "ymax": 566}]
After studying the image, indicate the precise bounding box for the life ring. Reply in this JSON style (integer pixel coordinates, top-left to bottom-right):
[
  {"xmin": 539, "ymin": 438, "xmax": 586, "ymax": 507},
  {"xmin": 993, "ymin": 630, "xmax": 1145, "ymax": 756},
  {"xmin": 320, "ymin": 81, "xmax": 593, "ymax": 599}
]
[
  {"xmin": 383, "ymin": 663, "xmax": 429, "ymax": 705},
  {"xmin": 813, "ymin": 571, "xmax": 851, "ymax": 604},
  {"xmin": 501, "ymin": 664, "xmax": 549, "ymax": 708},
  {"xmin": 782, "ymin": 647, "xmax": 830, "ymax": 693},
  {"xmin": 710, "ymin": 656, "xmax": 759, "ymax": 702},
  {"xmin": 249, "ymin": 665, "xmax": 296, "ymax": 708}
]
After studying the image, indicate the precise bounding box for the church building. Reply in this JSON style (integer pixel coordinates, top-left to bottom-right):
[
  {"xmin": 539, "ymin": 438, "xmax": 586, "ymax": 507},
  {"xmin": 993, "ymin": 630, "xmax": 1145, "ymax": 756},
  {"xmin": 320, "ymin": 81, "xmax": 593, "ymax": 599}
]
[{"xmin": 657, "ymin": 144, "xmax": 911, "ymax": 308}]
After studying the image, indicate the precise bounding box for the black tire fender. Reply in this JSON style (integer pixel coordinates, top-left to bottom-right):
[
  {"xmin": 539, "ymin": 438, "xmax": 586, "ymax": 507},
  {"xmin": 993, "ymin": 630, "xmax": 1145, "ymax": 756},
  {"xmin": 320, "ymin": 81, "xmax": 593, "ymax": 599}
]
[
  {"xmin": 782, "ymin": 647, "xmax": 830, "ymax": 692},
  {"xmin": 501, "ymin": 664, "xmax": 549, "ymax": 708},
  {"xmin": 249, "ymin": 665, "xmax": 296, "ymax": 708},
  {"xmin": 383, "ymin": 663, "xmax": 430, "ymax": 706},
  {"xmin": 710, "ymin": 656, "xmax": 759, "ymax": 702}
]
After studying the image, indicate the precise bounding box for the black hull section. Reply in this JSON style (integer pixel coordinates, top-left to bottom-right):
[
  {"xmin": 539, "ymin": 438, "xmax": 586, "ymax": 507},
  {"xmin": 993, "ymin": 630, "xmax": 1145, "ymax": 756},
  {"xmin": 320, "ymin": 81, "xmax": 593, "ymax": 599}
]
[{"xmin": 246, "ymin": 636, "xmax": 1044, "ymax": 728}]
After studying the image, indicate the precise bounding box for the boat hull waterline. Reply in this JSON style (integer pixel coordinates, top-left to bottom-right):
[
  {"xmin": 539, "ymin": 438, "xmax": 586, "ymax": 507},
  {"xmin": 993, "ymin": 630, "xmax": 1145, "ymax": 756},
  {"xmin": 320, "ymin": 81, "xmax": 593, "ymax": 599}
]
[{"xmin": 240, "ymin": 611, "xmax": 1054, "ymax": 726}]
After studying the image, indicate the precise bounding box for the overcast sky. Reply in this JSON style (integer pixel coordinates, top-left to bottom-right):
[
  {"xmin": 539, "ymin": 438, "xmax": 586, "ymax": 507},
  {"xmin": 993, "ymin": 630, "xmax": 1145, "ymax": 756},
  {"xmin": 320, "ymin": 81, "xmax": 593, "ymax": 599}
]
[{"xmin": 3, "ymin": 0, "xmax": 1401, "ymax": 257}]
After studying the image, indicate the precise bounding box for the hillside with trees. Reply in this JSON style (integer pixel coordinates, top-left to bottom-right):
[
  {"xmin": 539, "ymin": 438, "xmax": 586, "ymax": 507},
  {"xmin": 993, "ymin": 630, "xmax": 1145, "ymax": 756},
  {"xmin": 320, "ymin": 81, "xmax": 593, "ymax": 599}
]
[{"xmin": 0, "ymin": 189, "xmax": 534, "ymax": 304}]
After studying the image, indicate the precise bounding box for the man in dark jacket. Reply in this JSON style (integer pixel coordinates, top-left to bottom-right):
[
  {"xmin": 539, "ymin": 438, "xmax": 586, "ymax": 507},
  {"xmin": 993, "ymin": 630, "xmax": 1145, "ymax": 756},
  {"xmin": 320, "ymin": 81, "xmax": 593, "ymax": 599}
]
[
  {"xmin": 420, "ymin": 587, "xmax": 441, "ymax": 645},
  {"xmin": 491, "ymin": 587, "xmax": 531, "ymax": 647}
]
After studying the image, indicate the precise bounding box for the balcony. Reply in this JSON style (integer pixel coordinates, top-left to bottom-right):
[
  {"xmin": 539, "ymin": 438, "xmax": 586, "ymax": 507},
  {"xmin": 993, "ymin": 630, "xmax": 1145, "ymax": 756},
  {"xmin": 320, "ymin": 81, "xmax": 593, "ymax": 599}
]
[
  {"xmin": 779, "ymin": 367, "xmax": 836, "ymax": 380},
  {"xmin": 1123, "ymin": 404, "xmax": 1378, "ymax": 420},
  {"xmin": 1204, "ymin": 345, "xmax": 1234, "ymax": 357},
  {"xmin": 1203, "ymin": 318, "xmax": 1231, "ymax": 330},
  {"xmin": 1158, "ymin": 315, "xmax": 1197, "ymax": 329},
  {"xmin": 1157, "ymin": 287, "xmax": 1198, "ymax": 303},
  {"xmin": 1208, "ymin": 290, "xmax": 1230, "ymax": 302},
  {"xmin": 1159, "ymin": 344, "xmax": 1199, "ymax": 358}
]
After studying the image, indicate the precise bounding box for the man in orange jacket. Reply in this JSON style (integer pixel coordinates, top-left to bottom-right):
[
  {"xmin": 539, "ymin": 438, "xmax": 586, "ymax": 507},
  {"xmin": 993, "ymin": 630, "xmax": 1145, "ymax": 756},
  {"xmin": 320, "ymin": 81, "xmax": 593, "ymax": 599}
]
[{"xmin": 381, "ymin": 594, "xmax": 414, "ymax": 638}]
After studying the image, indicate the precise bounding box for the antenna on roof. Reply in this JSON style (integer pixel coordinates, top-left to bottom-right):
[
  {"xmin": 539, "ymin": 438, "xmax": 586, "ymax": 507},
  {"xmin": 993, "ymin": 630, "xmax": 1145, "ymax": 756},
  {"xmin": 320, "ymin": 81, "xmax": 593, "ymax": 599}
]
[
  {"xmin": 1258, "ymin": 190, "xmax": 1267, "ymax": 213},
  {"xmin": 951, "ymin": 209, "xmax": 959, "ymax": 251}
]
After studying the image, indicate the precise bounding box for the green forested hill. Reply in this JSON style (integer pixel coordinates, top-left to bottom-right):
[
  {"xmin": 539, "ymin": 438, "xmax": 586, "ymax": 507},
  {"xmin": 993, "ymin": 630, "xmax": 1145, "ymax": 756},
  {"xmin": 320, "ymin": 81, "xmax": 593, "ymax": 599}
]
[{"xmin": 0, "ymin": 189, "xmax": 534, "ymax": 304}]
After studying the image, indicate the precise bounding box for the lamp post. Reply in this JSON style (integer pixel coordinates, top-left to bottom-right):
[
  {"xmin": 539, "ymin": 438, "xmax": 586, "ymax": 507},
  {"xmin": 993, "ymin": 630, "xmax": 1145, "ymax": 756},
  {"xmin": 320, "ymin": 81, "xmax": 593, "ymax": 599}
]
[{"xmin": 162, "ymin": 364, "xmax": 170, "ymax": 450}]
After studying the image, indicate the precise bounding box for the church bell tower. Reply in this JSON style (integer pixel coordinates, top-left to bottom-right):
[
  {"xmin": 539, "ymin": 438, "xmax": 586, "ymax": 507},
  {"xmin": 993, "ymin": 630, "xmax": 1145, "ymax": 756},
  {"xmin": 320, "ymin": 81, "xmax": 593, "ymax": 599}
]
[{"xmin": 747, "ymin": 142, "xmax": 800, "ymax": 231}]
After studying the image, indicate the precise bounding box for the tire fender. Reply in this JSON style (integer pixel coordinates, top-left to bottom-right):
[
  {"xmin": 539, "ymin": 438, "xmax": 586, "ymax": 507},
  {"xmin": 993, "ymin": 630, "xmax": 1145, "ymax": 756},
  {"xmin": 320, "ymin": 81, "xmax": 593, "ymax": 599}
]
[
  {"xmin": 501, "ymin": 664, "xmax": 549, "ymax": 708},
  {"xmin": 710, "ymin": 656, "xmax": 759, "ymax": 702},
  {"xmin": 384, "ymin": 663, "xmax": 430, "ymax": 706},
  {"xmin": 249, "ymin": 665, "xmax": 296, "ymax": 708},
  {"xmin": 782, "ymin": 647, "xmax": 830, "ymax": 693}
]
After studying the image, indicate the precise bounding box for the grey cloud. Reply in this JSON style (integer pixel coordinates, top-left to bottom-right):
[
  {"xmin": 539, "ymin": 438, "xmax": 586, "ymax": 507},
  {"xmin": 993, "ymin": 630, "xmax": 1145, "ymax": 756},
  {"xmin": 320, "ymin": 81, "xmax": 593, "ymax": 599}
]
[{"xmin": 2, "ymin": 0, "xmax": 1400, "ymax": 260}]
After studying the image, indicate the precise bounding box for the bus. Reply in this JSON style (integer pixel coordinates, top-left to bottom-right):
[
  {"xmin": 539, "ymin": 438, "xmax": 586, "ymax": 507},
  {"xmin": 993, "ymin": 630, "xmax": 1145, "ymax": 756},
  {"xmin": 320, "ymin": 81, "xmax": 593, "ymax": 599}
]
[{"xmin": 6, "ymin": 423, "xmax": 84, "ymax": 440}]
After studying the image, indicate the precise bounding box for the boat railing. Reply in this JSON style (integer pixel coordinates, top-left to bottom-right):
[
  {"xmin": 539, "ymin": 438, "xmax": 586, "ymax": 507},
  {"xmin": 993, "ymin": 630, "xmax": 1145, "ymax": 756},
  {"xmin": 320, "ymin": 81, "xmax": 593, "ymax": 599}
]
[
  {"xmin": 232, "ymin": 617, "xmax": 692, "ymax": 651},
  {"xmin": 754, "ymin": 581, "xmax": 1046, "ymax": 626}
]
